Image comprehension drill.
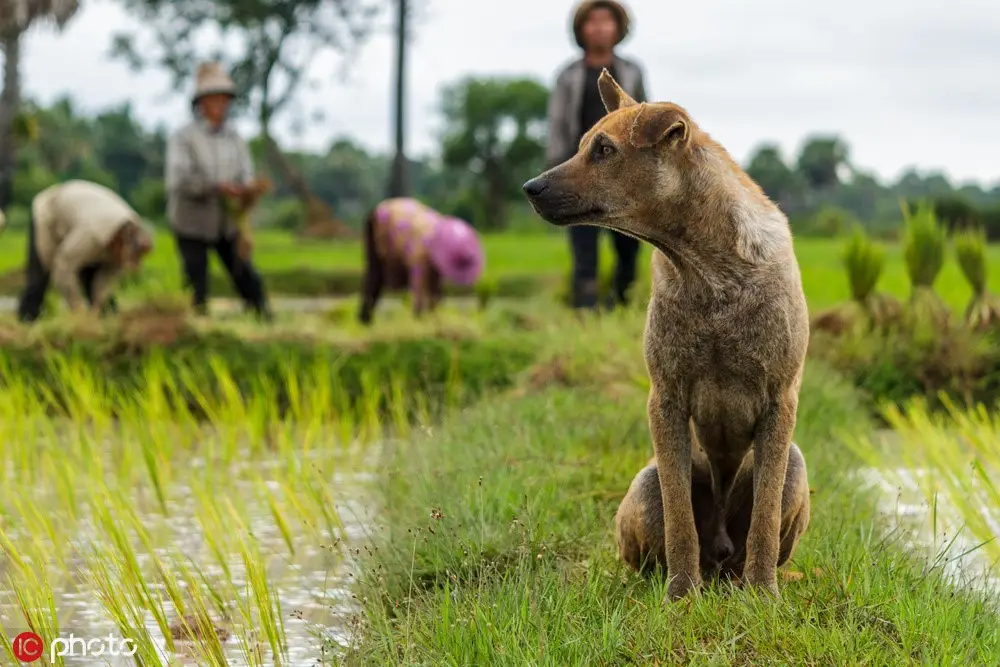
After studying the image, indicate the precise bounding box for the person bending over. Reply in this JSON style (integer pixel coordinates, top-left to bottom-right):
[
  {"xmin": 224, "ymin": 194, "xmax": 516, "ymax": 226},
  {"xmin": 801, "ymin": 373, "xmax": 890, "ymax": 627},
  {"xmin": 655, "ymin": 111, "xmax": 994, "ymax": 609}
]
[
  {"xmin": 359, "ymin": 197, "xmax": 484, "ymax": 325},
  {"xmin": 17, "ymin": 179, "xmax": 153, "ymax": 322}
]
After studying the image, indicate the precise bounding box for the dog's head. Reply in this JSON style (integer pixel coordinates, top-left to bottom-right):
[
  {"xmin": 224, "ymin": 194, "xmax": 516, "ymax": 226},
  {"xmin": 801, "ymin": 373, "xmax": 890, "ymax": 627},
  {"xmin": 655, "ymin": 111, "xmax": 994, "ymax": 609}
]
[{"xmin": 523, "ymin": 69, "xmax": 698, "ymax": 247}]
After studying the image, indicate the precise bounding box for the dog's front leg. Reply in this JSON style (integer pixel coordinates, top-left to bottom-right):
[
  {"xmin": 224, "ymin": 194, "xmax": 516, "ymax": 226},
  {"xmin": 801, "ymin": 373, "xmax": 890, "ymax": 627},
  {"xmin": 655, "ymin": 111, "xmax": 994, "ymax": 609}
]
[
  {"xmin": 744, "ymin": 392, "xmax": 797, "ymax": 595},
  {"xmin": 648, "ymin": 387, "xmax": 701, "ymax": 600}
]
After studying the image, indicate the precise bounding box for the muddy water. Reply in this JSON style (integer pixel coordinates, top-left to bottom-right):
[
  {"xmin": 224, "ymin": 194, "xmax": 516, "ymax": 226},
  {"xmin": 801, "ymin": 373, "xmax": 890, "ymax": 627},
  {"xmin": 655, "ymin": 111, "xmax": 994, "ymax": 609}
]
[
  {"xmin": 0, "ymin": 444, "xmax": 381, "ymax": 666},
  {"xmin": 856, "ymin": 448, "xmax": 1000, "ymax": 594}
]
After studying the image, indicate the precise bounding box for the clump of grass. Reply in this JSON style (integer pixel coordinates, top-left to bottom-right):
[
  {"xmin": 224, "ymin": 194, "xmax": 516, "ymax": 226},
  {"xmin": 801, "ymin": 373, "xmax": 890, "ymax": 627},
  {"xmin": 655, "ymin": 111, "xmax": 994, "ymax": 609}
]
[
  {"xmin": 901, "ymin": 200, "xmax": 950, "ymax": 328},
  {"xmin": 953, "ymin": 228, "xmax": 1000, "ymax": 331}
]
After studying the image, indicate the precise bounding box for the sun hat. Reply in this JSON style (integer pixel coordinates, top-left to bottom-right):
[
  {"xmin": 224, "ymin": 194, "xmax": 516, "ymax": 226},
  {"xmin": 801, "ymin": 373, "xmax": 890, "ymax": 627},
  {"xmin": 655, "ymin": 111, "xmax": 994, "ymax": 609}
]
[
  {"xmin": 427, "ymin": 216, "xmax": 484, "ymax": 287},
  {"xmin": 572, "ymin": 0, "xmax": 630, "ymax": 49},
  {"xmin": 192, "ymin": 61, "xmax": 237, "ymax": 105}
]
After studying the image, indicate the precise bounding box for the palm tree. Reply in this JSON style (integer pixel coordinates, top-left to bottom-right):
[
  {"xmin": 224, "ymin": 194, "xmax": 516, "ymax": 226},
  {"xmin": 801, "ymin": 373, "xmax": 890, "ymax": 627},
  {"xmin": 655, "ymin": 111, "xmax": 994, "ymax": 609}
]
[{"xmin": 0, "ymin": 0, "xmax": 79, "ymax": 208}]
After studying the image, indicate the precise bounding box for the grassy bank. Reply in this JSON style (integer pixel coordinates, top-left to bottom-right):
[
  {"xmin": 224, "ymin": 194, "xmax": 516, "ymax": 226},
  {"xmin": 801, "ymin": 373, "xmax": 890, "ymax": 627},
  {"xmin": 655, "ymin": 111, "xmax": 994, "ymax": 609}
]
[
  {"xmin": 351, "ymin": 313, "xmax": 1000, "ymax": 664},
  {"xmin": 0, "ymin": 304, "xmax": 543, "ymax": 420},
  {"xmin": 0, "ymin": 295, "xmax": 997, "ymax": 663},
  {"xmin": 2, "ymin": 229, "xmax": 1000, "ymax": 311}
]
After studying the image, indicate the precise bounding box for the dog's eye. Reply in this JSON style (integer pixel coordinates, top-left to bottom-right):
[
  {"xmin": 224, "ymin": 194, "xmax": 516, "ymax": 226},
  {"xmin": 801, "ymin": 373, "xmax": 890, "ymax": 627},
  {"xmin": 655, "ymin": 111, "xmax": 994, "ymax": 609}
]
[{"xmin": 593, "ymin": 142, "xmax": 615, "ymax": 160}]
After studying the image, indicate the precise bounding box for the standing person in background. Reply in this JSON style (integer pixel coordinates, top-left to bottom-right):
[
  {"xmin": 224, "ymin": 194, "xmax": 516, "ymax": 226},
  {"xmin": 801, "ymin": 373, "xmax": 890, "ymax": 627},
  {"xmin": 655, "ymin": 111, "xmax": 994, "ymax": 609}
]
[
  {"xmin": 359, "ymin": 197, "xmax": 484, "ymax": 325},
  {"xmin": 546, "ymin": 1, "xmax": 647, "ymax": 310},
  {"xmin": 165, "ymin": 61, "xmax": 272, "ymax": 320}
]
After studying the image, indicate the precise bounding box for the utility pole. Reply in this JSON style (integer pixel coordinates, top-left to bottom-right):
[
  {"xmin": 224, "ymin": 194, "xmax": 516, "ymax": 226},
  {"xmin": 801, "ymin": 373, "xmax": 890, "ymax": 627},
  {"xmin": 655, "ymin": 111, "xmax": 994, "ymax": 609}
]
[{"xmin": 386, "ymin": 0, "xmax": 409, "ymax": 197}]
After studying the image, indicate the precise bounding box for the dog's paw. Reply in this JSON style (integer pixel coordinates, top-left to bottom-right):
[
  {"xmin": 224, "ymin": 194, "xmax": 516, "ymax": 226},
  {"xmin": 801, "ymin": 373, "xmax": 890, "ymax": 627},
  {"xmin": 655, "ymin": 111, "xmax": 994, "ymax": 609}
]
[
  {"xmin": 665, "ymin": 571, "xmax": 702, "ymax": 602},
  {"xmin": 744, "ymin": 568, "xmax": 780, "ymax": 598}
]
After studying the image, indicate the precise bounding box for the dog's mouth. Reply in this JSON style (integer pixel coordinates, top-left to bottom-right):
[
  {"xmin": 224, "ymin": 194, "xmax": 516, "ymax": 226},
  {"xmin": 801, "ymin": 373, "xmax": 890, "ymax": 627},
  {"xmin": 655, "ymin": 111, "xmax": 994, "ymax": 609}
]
[{"xmin": 542, "ymin": 206, "xmax": 606, "ymax": 227}]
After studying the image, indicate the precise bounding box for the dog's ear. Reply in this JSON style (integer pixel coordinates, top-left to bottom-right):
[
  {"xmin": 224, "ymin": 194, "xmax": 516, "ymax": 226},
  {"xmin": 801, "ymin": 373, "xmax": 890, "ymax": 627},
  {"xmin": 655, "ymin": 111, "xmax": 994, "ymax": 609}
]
[
  {"xmin": 629, "ymin": 104, "xmax": 690, "ymax": 150},
  {"xmin": 598, "ymin": 69, "xmax": 637, "ymax": 112}
]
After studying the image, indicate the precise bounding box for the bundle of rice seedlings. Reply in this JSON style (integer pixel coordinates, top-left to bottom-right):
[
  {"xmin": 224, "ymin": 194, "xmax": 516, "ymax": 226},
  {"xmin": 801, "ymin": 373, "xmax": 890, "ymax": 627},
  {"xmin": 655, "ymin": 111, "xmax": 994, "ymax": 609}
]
[
  {"xmin": 901, "ymin": 200, "xmax": 950, "ymax": 329},
  {"xmin": 843, "ymin": 225, "xmax": 884, "ymax": 302},
  {"xmin": 813, "ymin": 225, "xmax": 899, "ymax": 335},
  {"xmin": 953, "ymin": 227, "xmax": 1000, "ymax": 331}
]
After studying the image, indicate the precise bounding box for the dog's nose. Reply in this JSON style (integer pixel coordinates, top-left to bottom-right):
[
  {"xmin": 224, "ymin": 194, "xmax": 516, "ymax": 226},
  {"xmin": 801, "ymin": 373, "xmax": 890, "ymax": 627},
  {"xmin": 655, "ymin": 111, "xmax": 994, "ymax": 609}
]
[{"xmin": 522, "ymin": 178, "xmax": 548, "ymax": 198}]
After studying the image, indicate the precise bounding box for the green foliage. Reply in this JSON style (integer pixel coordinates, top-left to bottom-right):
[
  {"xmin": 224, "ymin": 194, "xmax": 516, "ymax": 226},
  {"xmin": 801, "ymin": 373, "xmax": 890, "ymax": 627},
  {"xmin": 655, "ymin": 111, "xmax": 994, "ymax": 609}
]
[
  {"xmin": 11, "ymin": 160, "xmax": 57, "ymax": 206},
  {"xmin": 809, "ymin": 205, "xmax": 857, "ymax": 238},
  {"xmin": 11, "ymin": 111, "xmax": 39, "ymax": 142},
  {"xmin": 745, "ymin": 143, "xmax": 798, "ymax": 204},
  {"xmin": 796, "ymin": 136, "xmax": 849, "ymax": 189},
  {"xmin": 440, "ymin": 77, "xmax": 549, "ymax": 230},
  {"xmin": 980, "ymin": 204, "xmax": 1000, "ymax": 241},
  {"xmin": 901, "ymin": 200, "xmax": 948, "ymax": 291},
  {"xmin": 841, "ymin": 225, "xmax": 884, "ymax": 303},
  {"xmin": 259, "ymin": 197, "xmax": 304, "ymax": 231},
  {"xmin": 926, "ymin": 194, "xmax": 980, "ymax": 232},
  {"xmin": 812, "ymin": 321, "xmax": 1000, "ymax": 412},
  {"xmin": 2, "ymin": 204, "xmax": 30, "ymax": 230},
  {"xmin": 129, "ymin": 178, "xmax": 167, "ymax": 222}
]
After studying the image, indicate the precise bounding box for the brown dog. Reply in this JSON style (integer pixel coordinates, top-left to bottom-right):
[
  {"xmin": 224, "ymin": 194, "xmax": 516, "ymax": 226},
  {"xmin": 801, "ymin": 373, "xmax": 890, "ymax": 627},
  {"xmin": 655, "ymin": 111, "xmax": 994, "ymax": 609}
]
[
  {"xmin": 616, "ymin": 444, "xmax": 810, "ymax": 579},
  {"xmin": 522, "ymin": 70, "xmax": 809, "ymax": 600}
]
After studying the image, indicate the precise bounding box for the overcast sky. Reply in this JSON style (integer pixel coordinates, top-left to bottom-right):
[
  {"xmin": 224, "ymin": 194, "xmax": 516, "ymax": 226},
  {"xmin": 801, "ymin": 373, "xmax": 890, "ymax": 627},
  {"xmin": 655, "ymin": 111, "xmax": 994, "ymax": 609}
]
[{"xmin": 22, "ymin": 0, "xmax": 1000, "ymax": 187}]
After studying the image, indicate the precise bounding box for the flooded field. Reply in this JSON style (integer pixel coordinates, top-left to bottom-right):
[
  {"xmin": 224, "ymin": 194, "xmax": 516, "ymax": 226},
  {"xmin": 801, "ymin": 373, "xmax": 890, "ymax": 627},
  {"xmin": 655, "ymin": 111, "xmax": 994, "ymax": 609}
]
[
  {"xmin": 0, "ymin": 362, "xmax": 397, "ymax": 665},
  {"xmin": 853, "ymin": 428, "xmax": 1000, "ymax": 596}
]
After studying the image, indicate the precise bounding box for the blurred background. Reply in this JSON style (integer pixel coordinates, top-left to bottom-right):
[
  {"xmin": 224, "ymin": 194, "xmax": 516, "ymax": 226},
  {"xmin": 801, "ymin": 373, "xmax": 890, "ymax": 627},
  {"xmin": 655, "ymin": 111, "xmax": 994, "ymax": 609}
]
[{"xmin": 3, "ymin": 0, "xmax": 997, "ymax": 238}]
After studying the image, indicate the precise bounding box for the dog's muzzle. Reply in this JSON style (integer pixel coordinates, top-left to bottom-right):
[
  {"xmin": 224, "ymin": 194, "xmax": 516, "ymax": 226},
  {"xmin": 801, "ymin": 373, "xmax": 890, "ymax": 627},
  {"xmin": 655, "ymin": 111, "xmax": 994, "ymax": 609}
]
[{"xmin": 522, "ymin": 176, "xmax": 604, "ymax": 227}]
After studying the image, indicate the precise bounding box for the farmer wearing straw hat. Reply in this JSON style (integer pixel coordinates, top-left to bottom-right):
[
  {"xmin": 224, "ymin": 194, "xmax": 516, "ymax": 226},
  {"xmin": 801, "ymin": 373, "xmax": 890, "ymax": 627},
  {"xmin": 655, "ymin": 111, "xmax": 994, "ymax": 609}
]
[
  {"xmin": 546, "ymin": 1, "xmax": 648, "ymax": 311},
  {"xmin": 16, "ymin": 179, "xmax": 154, "ymax": 322},
  {"xmin": 165, "ymin": 61, "xmax": 273, "ymax": 320},
  {"xmin": 358, "ymin": 197, "xmax": 485, "ymax": 325}
]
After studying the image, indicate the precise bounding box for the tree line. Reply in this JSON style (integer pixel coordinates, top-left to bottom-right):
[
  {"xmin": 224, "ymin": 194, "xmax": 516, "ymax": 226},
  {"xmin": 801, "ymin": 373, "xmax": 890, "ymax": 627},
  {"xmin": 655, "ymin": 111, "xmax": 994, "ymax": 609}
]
[{"xmin": 3, "ymin": 84, "xmax": 999, "ymax": 239}]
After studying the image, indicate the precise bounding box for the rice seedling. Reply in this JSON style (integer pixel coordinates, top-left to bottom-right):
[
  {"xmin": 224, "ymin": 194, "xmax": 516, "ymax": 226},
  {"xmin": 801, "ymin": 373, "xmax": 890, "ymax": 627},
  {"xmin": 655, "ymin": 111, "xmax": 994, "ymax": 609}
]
[
  {"xmin": 843, "ymin": 224, "xmax": 885, "ymax": 304},
  {"xmin": 847, "ymin": 397, "xmax": 1000, "ymax": 566},
  {"xmin": 953, "ymin": 227, "xmax": 1000, "ymax": 331},
  {"xmin": 0, "ymin": 342, "xmax": 430, "ymax": 664},
  {"xmin": 813, "ymin": 225, "xmax": 899, "ymax": 335},
  {"xmin": 901, "ymin": 200, "xmax": 951, "ymax": 328}
]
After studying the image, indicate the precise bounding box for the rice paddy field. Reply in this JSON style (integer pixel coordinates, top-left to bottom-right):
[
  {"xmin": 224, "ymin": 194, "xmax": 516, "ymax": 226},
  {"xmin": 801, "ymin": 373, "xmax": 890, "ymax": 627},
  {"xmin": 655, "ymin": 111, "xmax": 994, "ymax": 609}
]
[
  {"xmin": 0, "ymin": 223, "xmax": 998, "ymax": 664},
  {"xmin": 2, "ymin": 228, "xmax": 1000, "ymax": 312}
]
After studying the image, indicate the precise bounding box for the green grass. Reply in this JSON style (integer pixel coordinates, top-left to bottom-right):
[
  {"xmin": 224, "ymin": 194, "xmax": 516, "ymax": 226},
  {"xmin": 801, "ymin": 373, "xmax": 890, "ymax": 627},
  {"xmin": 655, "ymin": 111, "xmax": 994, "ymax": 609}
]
[
  {"xmin": 351, "ymin": 309, "xmax": 1000, "ymax": 665},
  {"xmin": 0, "ymin": 279, "xmax": 998, "ymax": 662},
  {"xmin": 4, "ymin": 228, "xmax": 1000, "ymax": 312}
]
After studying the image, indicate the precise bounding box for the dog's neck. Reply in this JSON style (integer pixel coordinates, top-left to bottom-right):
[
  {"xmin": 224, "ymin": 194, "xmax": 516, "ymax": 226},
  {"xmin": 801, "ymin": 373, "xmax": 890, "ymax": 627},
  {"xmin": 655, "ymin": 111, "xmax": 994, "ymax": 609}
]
[{"xmin": 645, "ymin": 151, "xmax": 790, "ymax": 296}]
